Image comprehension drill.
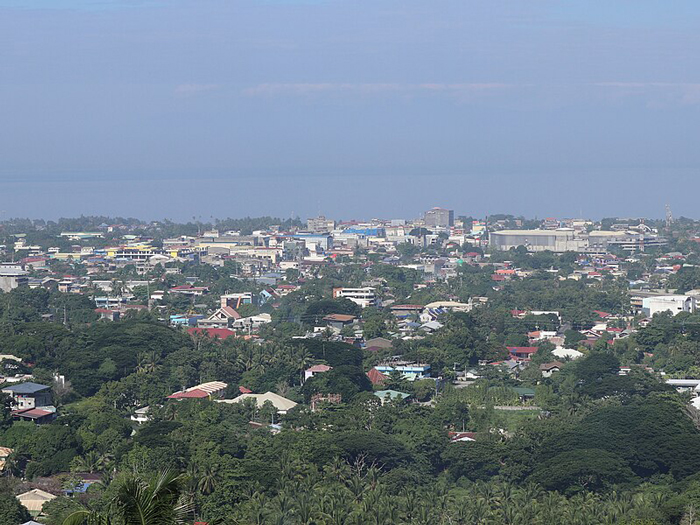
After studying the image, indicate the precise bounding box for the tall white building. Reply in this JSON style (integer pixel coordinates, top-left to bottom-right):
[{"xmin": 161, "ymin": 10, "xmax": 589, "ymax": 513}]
[{"xmin": 332, "ymin": 287, "xmax": 377, "ymax": 308}]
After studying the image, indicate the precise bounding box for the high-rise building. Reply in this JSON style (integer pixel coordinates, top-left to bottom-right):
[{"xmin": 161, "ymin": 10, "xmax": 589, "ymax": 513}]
[
  {"xmin": 424, "ymin": 208, "xmax": 454, "ymax": 228},
  {"xmin": 306, "ymin": 215, "xmax": 335, "ymax": 233}
]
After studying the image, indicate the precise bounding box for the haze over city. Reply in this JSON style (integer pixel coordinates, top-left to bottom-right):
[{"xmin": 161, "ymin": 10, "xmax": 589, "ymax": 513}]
[{"xmin": 2, "ymin": 0, "xmax": 700, "ymax": 220}]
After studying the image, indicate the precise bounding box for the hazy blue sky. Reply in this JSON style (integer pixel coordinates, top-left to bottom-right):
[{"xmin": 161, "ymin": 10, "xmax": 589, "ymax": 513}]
[{"xmin": 1, "ymin": 0, "xmax": 699, "ymax": 221}]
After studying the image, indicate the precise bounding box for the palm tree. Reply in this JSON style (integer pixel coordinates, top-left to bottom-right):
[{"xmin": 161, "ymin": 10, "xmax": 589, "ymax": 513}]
[
  {"xmin": 470, "ymin": 498, "xmax": 490, "ymax": 525},
  {"xmin": 63, "ymin": 469, "xmax": 193, "ymax": 525},
  {"xmin": 136, "ymin": 351, "xmax": 159, "ymax": 374},
  {"xmin": 346, "ymin": 474, "xmax": 366, "ymax": 502},
  {"xmin": 63, "ymin": 512, "xmax": 113, "ymax": 525},
  {"xmin": 2, "ymin": 450, "xmax": 24, "ymax": 478},
  {"xmin": 196, "ymin": 463, "xmax": 218, "ymax": 496},
  {"xmin": 400, "ymin": 488, "xmax": 420, "ymax": 522},
  {"xmin": 245, "ymin": 492, "xmax": 267, "ymax": 525},
  {"xmin": 71, "ymin": 450, "xmax": 108, "ymax": 474},
  {"xmin": 162, "ymin": 402, "xmax": 178, "ymax": 422},
  {"xmin": 293, "ymin": 492, "xmax": 316, "ymax": 525}
]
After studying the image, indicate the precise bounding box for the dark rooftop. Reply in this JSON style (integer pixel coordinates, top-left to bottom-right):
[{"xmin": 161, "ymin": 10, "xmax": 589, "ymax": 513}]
[{"xmin": 2, "ymin": 382, "xmax": 50, "ymax": 394}]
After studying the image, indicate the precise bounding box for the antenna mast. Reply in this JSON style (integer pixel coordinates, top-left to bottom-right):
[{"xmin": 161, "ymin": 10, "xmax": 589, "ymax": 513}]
[{"xmin": 665, "ymin": 204, "xmax": 673, "ymax": 229}]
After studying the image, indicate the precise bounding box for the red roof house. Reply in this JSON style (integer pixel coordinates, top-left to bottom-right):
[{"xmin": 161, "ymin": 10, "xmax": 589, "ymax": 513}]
[
  {"xmin": 507, "ymin": 347, "xmax": 538, "ymax": 361},
  {"xmin": 366, "ymin": 367, "xmax": 388, "ymax": 386},
  {"xmin": 167, "ymin": 389, "xmax": 209, "ymax": 399},
  {"xmin": 187, "ymin": 327, "xmax": 237, "ymax": 340}
]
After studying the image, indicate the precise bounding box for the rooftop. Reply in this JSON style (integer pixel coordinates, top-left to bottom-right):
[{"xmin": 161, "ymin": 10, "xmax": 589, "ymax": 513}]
[
  {"xmin": 323, "ymin": 314, "xmax": 356, "ymax": 322},
  {"xmin": 2, "ymin": 382, "xmax": 50, "ymax": 394}
]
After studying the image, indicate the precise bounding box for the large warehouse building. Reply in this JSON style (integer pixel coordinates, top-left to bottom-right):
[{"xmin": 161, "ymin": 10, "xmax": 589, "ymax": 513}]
[{"xmin": 489, "ymin": 229, "xmax": 666, "ymax": 253}]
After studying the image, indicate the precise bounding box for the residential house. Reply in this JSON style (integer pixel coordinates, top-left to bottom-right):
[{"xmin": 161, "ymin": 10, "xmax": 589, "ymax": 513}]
[
  {"xmin": 323, "ymin": 314, "xmax": 356, "ymax": 331},
  {"xmin": 167, "ymin": 381, "xmax": 228, "ymax": 400},
  {"xmin": 95, "ymin": 296, "xmax": 130, "ymax": 308},
  {"xmin": 12, "ymin": 406, "xmax": 56, "ymax": 424},
  {"xmin": 448, "ymin": 431, "xmax": 477, "ymax": 443},
  {"xmin": 507, "ymin": 347, "xmax": 538, "ymax": 362},
  {"xmin": 170, "ymin": 314, "xmax": 204, "ymax": 327},
  {"xmin": 199, "ymin": 306, "xmax": 241, "ymax": 328},
  {"xmin": 131, "ymin": 406, "xmax": 151, "ymax": 424},
  {"xmin": 528, "ymin": 330, "xmax": 557, "ymax": 342},
  {"xmin": 232, "ymin": 313, "xmax": 272, "ymax": 332},
  {"xmin": 374, "ymin": 362, "xmax": 431, "ymax": 381},
  {"xmin": 511, "ymin": 387, "xmax": 536, "ymax": 402},
  {"xmin": 539, "ymin": 361, "xmax": 565, "ymax": 378},
  {"xmin": 304, "ymin": 364, "xmax": 332, "ymax": 382},
  {"xmin": 364, "ymin": 337, "xmax": 393, "ymax": 352},
  {"xmin": 170, "ymin": 285, "xmax": 209, "ymax": 296},
  {"xmin": 552, "ymin": 347, "xmax": 584, "ymax": 360},
  {"xmin": 366, "ymin": 367, "xmax": 388, "ymax": 386},
  {"xmin": 259, "ymin": 288, "xmax": 280, "ymax": 305},
  {"xmin": 218, "ymin": 391, "xmax": 298, "ymax": 415},
  {"xmin": 374, "ymin": 390, "xmax": 411, "ymax": 405},
  {"xmin": 275, "ymin": 284, "xmax": 299, "ymax": 296},
  {"xmin": 420, "ymin": 300, "xmax": 473, "ymax": 322},
  {"xmin": 95, "ymin": 308, "xmax": 120, "ymax": 321},
  {"xmin": 420, "ymin": 320, "xmax": 443, "ymax": 333},
  {"xmin": 16, "ymin": 489, "xmax": 56, "ymax": 518},
  {"xmin": 187, "ymin": 327, "xmax": 238, "ymax": 340},
  {"xmin": 390, "ymin": 304, "xmax": 424, "ymax": 318},
  {"xmin": 0, "ymin": 447, "xmax": 12, "ymax": 471}
]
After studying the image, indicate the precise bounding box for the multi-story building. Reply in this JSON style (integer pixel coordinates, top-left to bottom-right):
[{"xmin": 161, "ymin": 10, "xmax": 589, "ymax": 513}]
[
  {"xmin": 0, "ymin": 265, "xmax": 28, "ymax": 292},
  {"xmin": 424, "ymin": 207, "xmax": 454, "ymax": 228},
  {"xmin": 332, "ymin": 287, "xmax": 377, "ymax": 308},
  {"xmin": 220, "ymin": 292, "xmax": 254, "ymax": 308},
  {"xmin": 642, "ymin": 295, "xmax": 696, "ymax": 317},
  {"xmin": 2, "ymin": 382, "xmax": 52, "ymax": 410},
  {"xmin": 489, "ymin": 229, "xmax": 667, "ymax": 254},
  {"xmin": 307, "ymin": 216, "xmax": 335, "ymax": 233}
]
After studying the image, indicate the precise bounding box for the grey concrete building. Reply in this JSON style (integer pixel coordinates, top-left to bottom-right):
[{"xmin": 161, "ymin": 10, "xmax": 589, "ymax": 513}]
[{"xmin": 424, "ymin": 207, "xmax": 454, "ymax": 228}]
